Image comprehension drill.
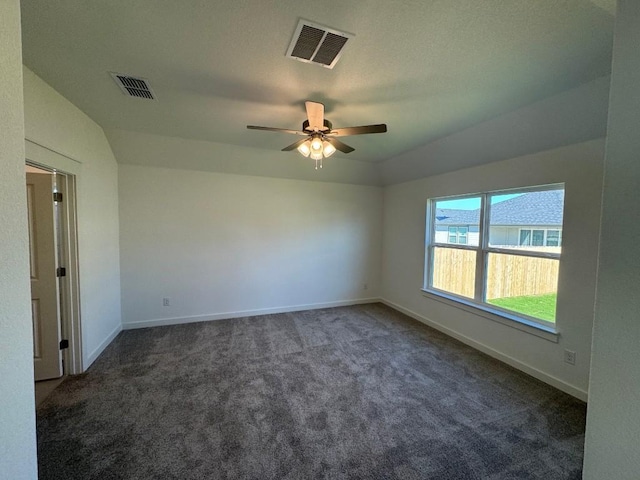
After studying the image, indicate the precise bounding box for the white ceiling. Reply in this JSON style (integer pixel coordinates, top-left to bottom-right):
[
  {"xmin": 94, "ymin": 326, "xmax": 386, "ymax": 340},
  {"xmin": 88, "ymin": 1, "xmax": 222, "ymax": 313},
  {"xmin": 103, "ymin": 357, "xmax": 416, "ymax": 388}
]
[{"xmin": 20, "ymin": 1, "xmax": 614, "ymax": 164}]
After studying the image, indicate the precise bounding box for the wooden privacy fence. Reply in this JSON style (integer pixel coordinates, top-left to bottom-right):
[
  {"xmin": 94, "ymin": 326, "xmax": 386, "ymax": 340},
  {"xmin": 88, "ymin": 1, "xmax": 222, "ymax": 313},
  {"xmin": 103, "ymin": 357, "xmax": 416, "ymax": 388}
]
[{"xmin": 432, "ymin": 248, "xmax": 559, "ymax": 300}]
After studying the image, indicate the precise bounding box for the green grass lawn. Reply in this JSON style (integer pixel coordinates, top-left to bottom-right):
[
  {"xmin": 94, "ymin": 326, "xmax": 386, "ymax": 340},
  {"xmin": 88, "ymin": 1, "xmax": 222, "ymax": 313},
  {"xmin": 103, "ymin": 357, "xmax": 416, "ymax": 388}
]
[{"xmin": 488, "ymin": 293, "xmax": 557, "ymax": 322}]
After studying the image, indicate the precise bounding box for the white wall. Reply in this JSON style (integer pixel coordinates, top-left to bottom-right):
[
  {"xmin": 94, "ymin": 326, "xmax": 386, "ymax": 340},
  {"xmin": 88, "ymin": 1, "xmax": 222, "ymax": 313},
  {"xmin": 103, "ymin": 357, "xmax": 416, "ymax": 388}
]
[
  {"xmin": 381, "ymin": 139, "xmax": 604, "ymax": 399},
  {"xmin": 22, "ymin": 67, "xmax": 122, "ymax": 367},
  {"xmin": 0, "ymin": 1, "xmax": 38, "ymax": 478},
  {"xmin": 380, "ymin": 75, "xmax": 610, "ymax": 185},
  {"xmin": 584, "ymin": 2, "xmax": 640, "ymax": 478},
  {"xmin": 119, "ymin": 165, "xmax": 382, "ymax": 327}
]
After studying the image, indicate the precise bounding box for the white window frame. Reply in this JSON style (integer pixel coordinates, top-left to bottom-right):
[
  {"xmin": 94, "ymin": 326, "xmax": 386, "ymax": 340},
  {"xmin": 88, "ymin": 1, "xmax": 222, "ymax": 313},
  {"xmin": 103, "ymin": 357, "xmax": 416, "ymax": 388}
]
[{"xmin": 423, "ymin": 184, "xmax": 564, "ymax": 335}]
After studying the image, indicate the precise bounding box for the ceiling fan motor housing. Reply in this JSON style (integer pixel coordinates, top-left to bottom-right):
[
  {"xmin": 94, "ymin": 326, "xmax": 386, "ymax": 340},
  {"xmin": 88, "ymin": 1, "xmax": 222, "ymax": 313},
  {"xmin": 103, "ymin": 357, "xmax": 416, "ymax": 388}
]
[{"xmin": 303, "ymin": 119, "xmax": 332, "ymax": 132}]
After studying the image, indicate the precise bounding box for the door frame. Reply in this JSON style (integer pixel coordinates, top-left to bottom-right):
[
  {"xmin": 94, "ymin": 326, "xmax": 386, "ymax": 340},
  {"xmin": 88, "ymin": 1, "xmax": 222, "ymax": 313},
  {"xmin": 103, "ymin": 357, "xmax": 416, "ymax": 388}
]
[{"xmin": 26, "ymin": 140, "xmax": 83, "ymax": 375}]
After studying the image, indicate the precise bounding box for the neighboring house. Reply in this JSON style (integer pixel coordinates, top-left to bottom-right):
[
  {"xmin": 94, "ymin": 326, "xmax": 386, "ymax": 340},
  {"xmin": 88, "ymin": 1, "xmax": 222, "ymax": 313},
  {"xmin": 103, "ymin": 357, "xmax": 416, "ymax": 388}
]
[
  {"xmin": 435, "ymin": 208, "xmax": 481, "ymax": 245},
  {"xmin": 435, "ymin": 190, "xmax": 564, "ymax": 248}
]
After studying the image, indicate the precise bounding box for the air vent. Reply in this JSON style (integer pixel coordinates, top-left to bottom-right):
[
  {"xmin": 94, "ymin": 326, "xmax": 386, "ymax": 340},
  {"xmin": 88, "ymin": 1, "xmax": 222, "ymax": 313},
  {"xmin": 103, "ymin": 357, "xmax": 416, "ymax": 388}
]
[
  {"xmin": 286, "ymin": 19, "xmax": 353, "ymax": 69},
  {"xmin": 110, "ymin": 72, "xmax": 156, "ymax": 100}
]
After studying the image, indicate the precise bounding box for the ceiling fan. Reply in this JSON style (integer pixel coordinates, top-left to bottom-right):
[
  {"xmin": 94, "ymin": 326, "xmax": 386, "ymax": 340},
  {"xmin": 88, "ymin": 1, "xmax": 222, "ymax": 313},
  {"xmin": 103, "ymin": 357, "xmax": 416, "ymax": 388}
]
[{"xmin": 247, "ymin": 101, "xmax": 387, "ymax": 169}]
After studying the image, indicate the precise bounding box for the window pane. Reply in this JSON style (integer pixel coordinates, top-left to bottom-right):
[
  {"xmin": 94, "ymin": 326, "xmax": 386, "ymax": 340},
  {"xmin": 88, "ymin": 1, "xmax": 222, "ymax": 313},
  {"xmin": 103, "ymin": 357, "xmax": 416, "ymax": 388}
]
[
  {"xmin": 532, "ymin": 230, "xmax": 544, "ymax": 246},
  {"xmin": 485, "ymin": 253, "xmax": 558, "ymax": 323},
  {"xmin": 434, "ymin": 197, "xmax": 481, "ymax": 246},
  {"xmin": 547, "ymin": 230, "xmax": 560, "ymax": 247},
  {"xmin": 488, "ymin": 188, "xmax": 564, "ymax": 254},
  {"xmin": 447, "ymin": 227, "xmax": 457, "ymax": 244},
  {"xmin": 431, "ymin": 246, "xmax": 476, "ymax": 299}
]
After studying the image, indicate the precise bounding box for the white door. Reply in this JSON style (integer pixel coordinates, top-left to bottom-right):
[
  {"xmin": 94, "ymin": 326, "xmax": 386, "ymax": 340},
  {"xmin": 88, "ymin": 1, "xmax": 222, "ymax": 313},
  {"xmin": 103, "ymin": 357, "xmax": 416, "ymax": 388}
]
[{"xmin": 27, "ymin": 172, "xmax": 63, "ymax": 381}]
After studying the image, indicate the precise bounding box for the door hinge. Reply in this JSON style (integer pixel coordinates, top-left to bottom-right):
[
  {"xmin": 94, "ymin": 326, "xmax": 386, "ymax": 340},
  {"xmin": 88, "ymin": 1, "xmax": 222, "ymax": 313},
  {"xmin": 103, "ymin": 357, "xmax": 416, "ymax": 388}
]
[
  {"xmin": 56, "ymin": 267, "xmax": 66, "ymax": 277},
  {"xmin": 59, "ymin": 339, "xmax": 69, "ymax": 350},
  {"xmin": 53, "ymin": 192, "xmax": 63, "ymax": 202}
]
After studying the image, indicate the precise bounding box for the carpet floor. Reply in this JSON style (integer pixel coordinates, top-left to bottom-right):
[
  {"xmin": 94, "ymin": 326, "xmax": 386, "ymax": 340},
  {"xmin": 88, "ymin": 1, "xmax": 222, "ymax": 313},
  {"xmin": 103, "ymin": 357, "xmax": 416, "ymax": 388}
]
[{"xmin": 37, "ymin": 303, "xmax": 586, "ymax": 479}]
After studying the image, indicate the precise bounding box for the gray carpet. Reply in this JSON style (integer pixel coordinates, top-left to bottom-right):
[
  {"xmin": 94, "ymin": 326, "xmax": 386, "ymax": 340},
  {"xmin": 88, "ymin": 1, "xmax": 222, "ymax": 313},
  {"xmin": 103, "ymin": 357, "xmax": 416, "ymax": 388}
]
[{"xmin": 37, "ymin": 303, "xmax": 586, "ymax": 479}]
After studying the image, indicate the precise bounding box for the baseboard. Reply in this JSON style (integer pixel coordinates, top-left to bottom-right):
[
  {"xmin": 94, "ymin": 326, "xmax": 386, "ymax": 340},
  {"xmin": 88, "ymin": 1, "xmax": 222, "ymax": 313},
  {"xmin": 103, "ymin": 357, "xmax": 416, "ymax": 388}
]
[
  {"xmin": 380, "ymin": 298, "xmax": 589, "ymax": 402},
  {"xmin": 122, "ymin": 297, "xmax": 381, "ymax": 330},
  {"xmin": 84, "ymin": 323, "xmax": 123, "ymax": 369}
]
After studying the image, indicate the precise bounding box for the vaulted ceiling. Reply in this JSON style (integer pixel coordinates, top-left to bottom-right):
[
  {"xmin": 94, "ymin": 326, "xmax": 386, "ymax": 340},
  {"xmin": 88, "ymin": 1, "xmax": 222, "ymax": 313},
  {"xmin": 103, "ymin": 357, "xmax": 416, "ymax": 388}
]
[{"xmin": 20, "ymin": 0, "xmax": 614, "ymax": 167}]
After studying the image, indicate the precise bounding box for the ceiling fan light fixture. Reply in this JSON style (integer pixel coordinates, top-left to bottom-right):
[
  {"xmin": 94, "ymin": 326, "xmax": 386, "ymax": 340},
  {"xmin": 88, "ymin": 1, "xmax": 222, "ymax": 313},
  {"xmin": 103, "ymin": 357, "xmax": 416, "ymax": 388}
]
[
  {"xmin": 297, "ymin": 140, "xmax": 311, "ymax": 157},
  {"xmin": 322, "ymin": 140, "xmax": 336, "ymax": 157},
  {"xmin": 311, "ymin": 135, "xmax": 323, "ymax": 152},
  {"xmin": 310, "ymin": 151, "xmax": 323, "ymax": 161}
]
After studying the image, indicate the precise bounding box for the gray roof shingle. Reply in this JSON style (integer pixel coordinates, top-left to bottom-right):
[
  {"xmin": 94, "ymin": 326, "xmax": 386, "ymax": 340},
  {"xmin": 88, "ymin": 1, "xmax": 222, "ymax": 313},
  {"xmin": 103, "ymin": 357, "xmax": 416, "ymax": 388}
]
[
  {"xmin": 435, "ymin": 208, "xmax": 479, "ymax": 225},
  {"xmin": 435, "ymin": 190, "xmax": 564, "ymax": 226}
]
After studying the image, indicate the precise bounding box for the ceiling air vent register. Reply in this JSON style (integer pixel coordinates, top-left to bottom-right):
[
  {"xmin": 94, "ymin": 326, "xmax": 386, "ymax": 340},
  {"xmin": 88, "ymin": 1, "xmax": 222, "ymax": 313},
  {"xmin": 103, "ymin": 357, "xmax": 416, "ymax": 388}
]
[
  {"xmin": 110, "ymin": 73, "xmax": 156, "ymax": 99},
  {"xmin": 286, "ymin": 19, "xmax": 354, "ymax": 69}
]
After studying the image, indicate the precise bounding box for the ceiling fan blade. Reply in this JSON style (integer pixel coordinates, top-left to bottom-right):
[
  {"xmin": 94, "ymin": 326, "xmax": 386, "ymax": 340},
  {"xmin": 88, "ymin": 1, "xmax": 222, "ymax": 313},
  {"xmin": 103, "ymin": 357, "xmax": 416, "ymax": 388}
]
[
  {"xmin": 282, "ymin": 137, "xmax": 310, "ymax": 151},
  {"xmin": 247, "ymin": 125, "xmax": 307, "ymax": 136},
  {"xmin": 327, "ymin": 124, "xmax": 387, "ymax": 137},
  {"xmin": 305, "ymin": 101, "xmax": 325, "ymax": 132},
  {"xmin": 325, "ymin": 137, "xmax": 355, "ymax": 154}
]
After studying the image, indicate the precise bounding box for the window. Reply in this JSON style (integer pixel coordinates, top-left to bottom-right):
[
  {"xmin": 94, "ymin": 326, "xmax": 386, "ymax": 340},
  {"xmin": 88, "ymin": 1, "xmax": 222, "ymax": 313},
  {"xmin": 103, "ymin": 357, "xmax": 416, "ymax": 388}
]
[
  {"xmin": 425, "ymin": 185, "xmax": 564, "ymax": 328},
  {"xmin": 546, "ymin": 230, "xmax": 560, "ymax": 247},
  {"xmin": 448, "ymin": 226, "xmax": 469, "ymax": 244},
  {"xmin": 519, "ymin": 228, "xmax": 562, "ymax": 247}
]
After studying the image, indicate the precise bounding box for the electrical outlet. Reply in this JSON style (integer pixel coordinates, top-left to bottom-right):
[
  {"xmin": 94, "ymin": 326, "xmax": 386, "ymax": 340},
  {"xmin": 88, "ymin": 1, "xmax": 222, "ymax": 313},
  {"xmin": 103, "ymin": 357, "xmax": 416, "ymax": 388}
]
[
  {"xmin": 564, "ymin": 349, "xmax": 576, "ymax": 365},
  {"xmin": 363, "ymin": 283, "xmax": 368, "ymax": 291},
  {"xmin": 162, "ymin": 297, "xmax": 170, "ymax": 307}
]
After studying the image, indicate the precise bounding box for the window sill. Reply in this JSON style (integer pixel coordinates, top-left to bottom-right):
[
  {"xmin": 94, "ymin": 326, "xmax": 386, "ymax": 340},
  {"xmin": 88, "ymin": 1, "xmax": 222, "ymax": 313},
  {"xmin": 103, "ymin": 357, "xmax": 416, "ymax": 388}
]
[{"xmin": 420, "ymin": 289, "xmax": 559, "ymax": 343}]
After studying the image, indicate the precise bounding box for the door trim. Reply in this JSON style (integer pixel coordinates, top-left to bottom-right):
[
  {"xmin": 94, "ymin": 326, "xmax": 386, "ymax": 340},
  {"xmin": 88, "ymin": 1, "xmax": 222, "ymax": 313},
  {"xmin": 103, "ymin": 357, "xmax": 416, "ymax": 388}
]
[
  {"xmin": 26, "ymin": 150, "xmax": 83, "ymax": 375},
  {"xmin": 54, "ymin": 172, "xmax": 82, "ymax": 374}
]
